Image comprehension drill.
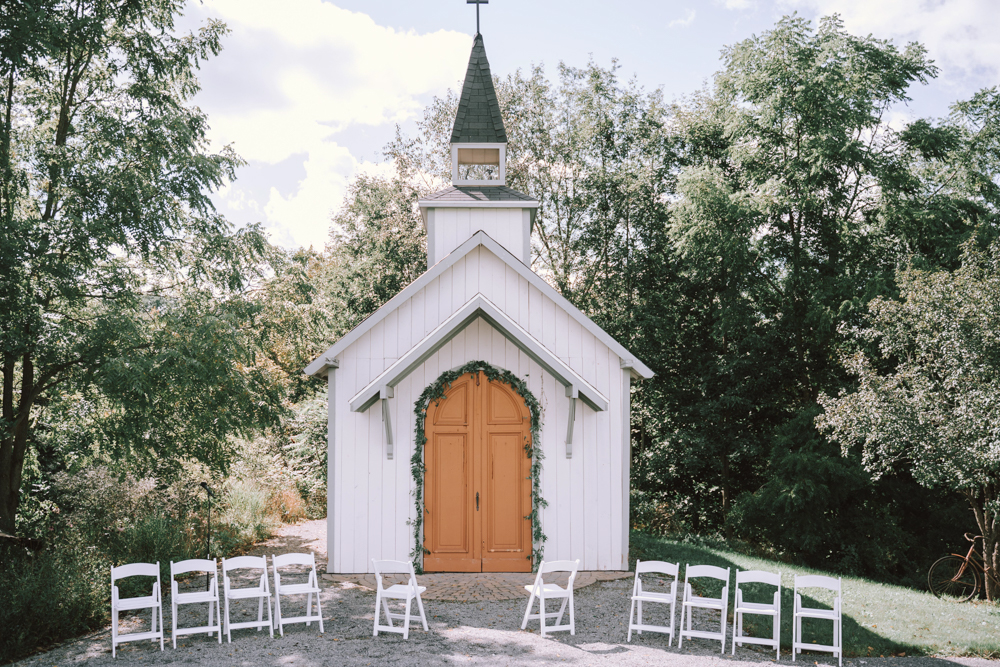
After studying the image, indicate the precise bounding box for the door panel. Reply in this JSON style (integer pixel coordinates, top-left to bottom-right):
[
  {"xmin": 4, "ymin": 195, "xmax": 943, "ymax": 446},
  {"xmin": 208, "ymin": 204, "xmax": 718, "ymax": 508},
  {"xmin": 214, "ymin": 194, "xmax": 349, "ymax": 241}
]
[
  {"xmin": 423, "ymin": 371, "xmax": 532, "ymax": 572},
  {"xmin": 485, "ymin": 432, "xmax": 524, "ymax": 550},
  {"xmin": 430, "ymin": 433, "xmax": 469, "ymax": 552},
  {"xmin": 423, "ymin": 376, "xmax": 478, "ymax": 572}
]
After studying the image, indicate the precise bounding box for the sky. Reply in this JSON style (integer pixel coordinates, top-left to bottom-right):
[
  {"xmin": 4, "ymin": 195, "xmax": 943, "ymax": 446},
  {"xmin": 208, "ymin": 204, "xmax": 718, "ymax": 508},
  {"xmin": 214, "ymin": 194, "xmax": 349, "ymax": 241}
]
[{"xmin": 178, "ymin": 0, "xmax": 1000, "ymax": 251}]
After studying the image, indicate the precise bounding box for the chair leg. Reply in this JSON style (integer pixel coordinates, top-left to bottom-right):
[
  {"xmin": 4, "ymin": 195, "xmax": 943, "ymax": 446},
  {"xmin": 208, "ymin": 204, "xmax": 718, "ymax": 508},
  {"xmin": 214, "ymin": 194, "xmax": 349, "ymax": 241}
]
[
  {"xmin": 569, "ymin": 592, "xmax": 575, "ymax": 636},
  {"xmin": 668, "ymin": 601, "xmax": 675, "ymax": 647},
  {"xmin": 415, "ymin": 593, "xmax": 428, "ymax": 631},
  {"xmin": 225, "ymin": 596, "xmax": 232, "ymax": 643},
  {"xmin": 554, "ymin": 597, "xmax": 568, "ymax": 627},
  {"xmin": 267, "ymin": 594, "xmax": 274, "ymax": 638},
  {"xmin": 159, "ymin": 604, "xmax": 164, "ymax": 651},
  {"xmin": 316, "ymin": 591, "xmax": 326, "ymax": 634},
  {"xmin": 539, "ymin": 596, "xmax": 547, "ymax": 637},
  {"xmin": 731, "ymin": 610, "xmax": 738, "ymax": 655},
  {"xmin": 381, "ymin": 595, "xmax": 394, "ymax": 630},
  {"xmin": 520, "ymin": 592, "xmax": 536, "ymax": 630},
  {"xmin": 637, "ymin": 599, "xmax": 643, "ymax": 634},
  {"xmin": 373, "ymin": 592, "xmax": 380, "ymax": 637},
  {"xmin": 208, "ymin": 594, "xmax": 214, "ymax": 636},
  {"xmin": 216, "ymin": 596, "xmax": 222, "ymax": 643},
  {"xmin": 172, "ymin": 600, "xmax": 178, "ymax": 649},
  {"xmin": 720, "ymin": 606, "xmax": 727, "ymax": 654},
  {"xmin": 792, "ymin": 613, "xmax": 797, "ymax": 661},
  {"xmin": 276, "ymin": 592, "xmax": 283, "ymax": 636},
  {"xmin": 627, "ymin": 597, "xmax": 636, "ymax": 642},
  {"xmin": 403, "ymin": 595, "xmax": 412, "ymax": 640}
]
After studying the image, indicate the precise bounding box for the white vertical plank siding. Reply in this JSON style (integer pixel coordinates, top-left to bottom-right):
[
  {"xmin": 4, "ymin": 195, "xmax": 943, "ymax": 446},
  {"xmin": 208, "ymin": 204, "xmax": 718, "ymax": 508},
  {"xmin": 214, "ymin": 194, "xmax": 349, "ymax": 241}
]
[
  {"xmin": 326, "ymin": 368, "xmax": 336, "ymax": 573},
  {"xmin": 607, "ymin": 348, "xmax": 625, "ymax": 568},
  {"xmin": 622, "ymin": 368, "xmax": 632, "ymax": 567},
  {"xmin": 583, "ymin": 334, "xmax": 600, "ymax": 570}
]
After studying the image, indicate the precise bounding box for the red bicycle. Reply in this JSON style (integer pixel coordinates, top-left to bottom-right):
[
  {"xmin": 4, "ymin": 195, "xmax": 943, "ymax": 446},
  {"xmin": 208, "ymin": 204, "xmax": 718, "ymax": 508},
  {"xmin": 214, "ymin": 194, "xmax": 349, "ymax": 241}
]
[{"xmin": 927, "ymin": 533, "xmax": 999, "ymax": 602}]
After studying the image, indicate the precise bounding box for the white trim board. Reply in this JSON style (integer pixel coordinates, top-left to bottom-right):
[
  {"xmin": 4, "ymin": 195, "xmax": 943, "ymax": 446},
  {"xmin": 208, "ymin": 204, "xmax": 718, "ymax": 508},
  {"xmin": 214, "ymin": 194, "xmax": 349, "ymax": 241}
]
[
  {"xmin": 303, "ymin": 230, "xmax": 654, "ymax": 379},
  {"xmin": 417, "ymin": 199, "xmax": 540, "ymax": 209},
  {"xmin": 348, "ymin": 294, "xmax": 609, "ymax": 414}
]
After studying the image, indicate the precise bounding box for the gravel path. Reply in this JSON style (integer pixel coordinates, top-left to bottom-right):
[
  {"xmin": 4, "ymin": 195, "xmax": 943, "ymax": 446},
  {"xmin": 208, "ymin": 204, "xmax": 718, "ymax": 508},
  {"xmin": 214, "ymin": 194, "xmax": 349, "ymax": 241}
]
[{"xmin": 13, "ymin": 521, "xmax": 998, "ymax": 667}]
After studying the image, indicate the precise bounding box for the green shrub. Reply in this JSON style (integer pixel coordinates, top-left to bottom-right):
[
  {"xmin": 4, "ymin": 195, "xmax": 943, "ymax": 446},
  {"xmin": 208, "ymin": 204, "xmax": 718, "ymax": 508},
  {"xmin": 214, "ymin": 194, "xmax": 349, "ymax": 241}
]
[
  {"xmin": 0, "ymin": 545, "xmax": 108, "ymax": 664},
  {"xmin": 215, "ymin": 479, "xmax": 277, "ymax": 553}
]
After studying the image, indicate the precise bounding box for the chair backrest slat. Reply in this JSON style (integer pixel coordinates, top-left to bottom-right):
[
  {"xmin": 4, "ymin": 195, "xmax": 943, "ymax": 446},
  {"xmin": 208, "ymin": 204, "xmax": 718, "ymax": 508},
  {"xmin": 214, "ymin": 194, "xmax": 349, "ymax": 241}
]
[
  {"xmin": 273, "ymin": 553, "xmax": 315, "ymax": 568},
  {"xmin": 685, "ymin": 564, "xmax": 729, "ymax": 582},
  {"xmin": 171, "ymin": 559, "xmax": 217, "ymax": 576},
  {"xmin": 635, "ymin": 560, "xmax": 679, "ymax": 577},
  {"xmin": 223, "ymin": 555, "xmax": 267, "ymax": 572},
  {"xmin": 372, "ymin": 559, "xmax": 415, "ymax": 575},
  {"xmin": 736, "ymin": 569, "xmax": 780, "ymax": 587},
  {"xmin": 795, "ymin": 574, "xmax": 840, "ymax": 592},
  {"xmin": 112, "ymin": 562, "xmax": 159, "ymax": 582},
  {"xmin": 539, "ymin": 559, "xmax": 579, "ymax": 575}
]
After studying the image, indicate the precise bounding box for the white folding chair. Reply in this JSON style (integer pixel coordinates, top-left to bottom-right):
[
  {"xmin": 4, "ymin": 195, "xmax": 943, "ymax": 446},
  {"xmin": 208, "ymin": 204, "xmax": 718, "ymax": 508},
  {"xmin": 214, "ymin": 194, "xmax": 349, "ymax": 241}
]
[
  {"xmin": 520, "ymin": 559, "xmax": 579, "ymax": 637},
  {"xmin": 732, "ymin": 569, "xmax": 781, "ymax": 660},
  {"xmin": 272, "ymin": 553, "xmax": 324, "ymax": 636},
  {"xmin": 793, "ymin": 575, "xmax": 842, "ymax": 667},
  {"xmin": 678, "ymin": 564, "xmax": 730, "ymax": 653},
  {"xmin": 371, "ymin": 559, "xmax": 428, "ymax": 640},
  {"xmin": 627, "ymin": 560, "xmax": 679, "ymax": 644},
  {"xmin": 110, "ymin": 562, "xmax": 164, "ymax": 658},
  {"xmin": 221, "ymin": 556, "xmax": 273, "ymax": 642},
  {"xmin": 169, "ymin": 559, "xmax": 221, "ymax": 648}
]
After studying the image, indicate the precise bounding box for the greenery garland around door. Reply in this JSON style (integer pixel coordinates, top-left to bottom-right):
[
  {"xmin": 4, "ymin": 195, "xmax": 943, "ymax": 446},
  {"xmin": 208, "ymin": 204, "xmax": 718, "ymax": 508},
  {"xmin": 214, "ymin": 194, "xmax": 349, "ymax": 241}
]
[{"xmin": 409, "ymin": 360, "xmax": 547, "ymax": 573}]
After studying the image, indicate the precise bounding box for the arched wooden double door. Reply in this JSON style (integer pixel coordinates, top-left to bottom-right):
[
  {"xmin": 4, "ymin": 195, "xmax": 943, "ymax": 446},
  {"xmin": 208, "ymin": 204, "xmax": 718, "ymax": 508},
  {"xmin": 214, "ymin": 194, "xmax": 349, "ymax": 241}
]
[{"xmin": 423, "ymin": 371, "xmax": 533, "ymax": 572}]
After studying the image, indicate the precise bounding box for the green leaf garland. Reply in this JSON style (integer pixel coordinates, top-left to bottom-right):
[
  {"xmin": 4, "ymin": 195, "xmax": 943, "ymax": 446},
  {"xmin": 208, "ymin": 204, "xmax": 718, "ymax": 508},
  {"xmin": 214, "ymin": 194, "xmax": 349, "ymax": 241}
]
[{"xmin": 409, "ymin": 360, "xmax": 547, "ymax": 573}]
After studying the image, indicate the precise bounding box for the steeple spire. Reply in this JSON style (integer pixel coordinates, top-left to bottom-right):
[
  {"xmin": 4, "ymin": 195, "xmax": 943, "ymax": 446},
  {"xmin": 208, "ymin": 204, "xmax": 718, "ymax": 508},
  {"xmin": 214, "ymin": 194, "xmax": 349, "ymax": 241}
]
[{"xmin": 451, "ymin": 34, "xmax": 507, "ymax": 144}]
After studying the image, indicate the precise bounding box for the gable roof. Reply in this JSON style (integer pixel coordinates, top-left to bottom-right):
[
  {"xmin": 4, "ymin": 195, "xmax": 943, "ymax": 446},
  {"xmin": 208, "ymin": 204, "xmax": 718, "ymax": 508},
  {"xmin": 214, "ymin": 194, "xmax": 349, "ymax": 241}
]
[
  {"xmin": 419, "ymin": 185, "xmax": 537, "ymax": 207},
  {"xmin": 304, "ymin": 230, "xmax": 654, "ymax": 380},
  {"xmin": 349, "ymin": 294, "xmax": 608, "ymax": 414},
  {"xmin": 451, "ymin": 34, "xmax": 507, "ymax": 144}
]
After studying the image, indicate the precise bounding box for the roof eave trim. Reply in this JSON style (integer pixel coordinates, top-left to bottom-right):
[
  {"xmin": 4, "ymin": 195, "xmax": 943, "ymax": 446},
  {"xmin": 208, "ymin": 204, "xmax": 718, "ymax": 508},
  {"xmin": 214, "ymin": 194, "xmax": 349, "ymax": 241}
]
[
  {"xmin": 417, "ymin": 200, "xmax": 540, "ymax": 209},
  {"xmin": 348, "ymin": 294, "xmax": 609, "ymax": 413}
]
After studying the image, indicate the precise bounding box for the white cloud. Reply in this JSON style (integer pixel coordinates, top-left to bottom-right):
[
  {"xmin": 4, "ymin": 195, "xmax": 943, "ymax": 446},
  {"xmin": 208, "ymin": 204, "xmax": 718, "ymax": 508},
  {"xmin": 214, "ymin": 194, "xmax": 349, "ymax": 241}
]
[
  {"xmin": 781, "ymin": 0, "xmax": 1000, "ymax": 84},
  {"xmin": 669, "ymin": 9, "xmax": 697, "ymax": 28},
  {"xmin": 722, "ymin": 0, "xmax": 757, "ymax": 9},
  {"xmin": 182, "ymin": 0, "xmax": 470, "ymax": 249}
]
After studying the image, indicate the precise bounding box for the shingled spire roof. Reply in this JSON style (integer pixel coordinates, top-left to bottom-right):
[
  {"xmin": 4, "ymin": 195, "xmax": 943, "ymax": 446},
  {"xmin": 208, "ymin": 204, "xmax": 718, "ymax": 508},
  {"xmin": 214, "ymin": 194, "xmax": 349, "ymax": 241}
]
[{"xmin": 451, "ymin": 34, "xmax": 507, "ymax": 144}]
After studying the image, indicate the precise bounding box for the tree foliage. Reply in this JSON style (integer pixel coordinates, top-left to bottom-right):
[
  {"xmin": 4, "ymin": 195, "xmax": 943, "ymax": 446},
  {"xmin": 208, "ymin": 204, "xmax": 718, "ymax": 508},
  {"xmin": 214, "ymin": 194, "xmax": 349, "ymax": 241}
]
[
  {"xmin": 0, "ymin": 0, "xmax": 284, "ymax": 531},
  {"xmin": 818, "ymin": 238, "xmax": 1000, "ymax": 596}
]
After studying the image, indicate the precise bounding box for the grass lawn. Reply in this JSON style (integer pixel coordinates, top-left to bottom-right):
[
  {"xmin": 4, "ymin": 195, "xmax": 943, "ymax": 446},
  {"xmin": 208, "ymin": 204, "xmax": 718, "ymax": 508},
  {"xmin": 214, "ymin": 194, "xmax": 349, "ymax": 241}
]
[{"xmin": 630, "ymin": 531, "xmax": 1000, "ymax": 659}]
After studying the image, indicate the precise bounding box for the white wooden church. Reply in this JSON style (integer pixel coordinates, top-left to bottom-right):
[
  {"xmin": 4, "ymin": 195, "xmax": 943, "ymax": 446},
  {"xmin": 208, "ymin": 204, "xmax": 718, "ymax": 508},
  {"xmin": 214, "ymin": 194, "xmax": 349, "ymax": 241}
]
[{"xmin": 305, "ymin": 31, "xmax": 653, "ymax": 574}]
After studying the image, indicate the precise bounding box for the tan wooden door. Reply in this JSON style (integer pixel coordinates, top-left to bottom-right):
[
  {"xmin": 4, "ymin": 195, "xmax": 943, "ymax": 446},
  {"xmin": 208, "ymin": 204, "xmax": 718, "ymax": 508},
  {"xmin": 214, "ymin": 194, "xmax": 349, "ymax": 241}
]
[{"xmin": 423, "ymin": 371, "xmax": 533, "ymax": 572}]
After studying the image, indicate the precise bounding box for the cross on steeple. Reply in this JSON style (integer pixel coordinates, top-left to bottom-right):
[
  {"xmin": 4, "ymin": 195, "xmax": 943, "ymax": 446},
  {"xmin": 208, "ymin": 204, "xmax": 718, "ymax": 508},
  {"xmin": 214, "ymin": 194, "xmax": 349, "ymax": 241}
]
[{"xmin": 467, "ymin": 0, "xmax": 488, "ymax": 35}]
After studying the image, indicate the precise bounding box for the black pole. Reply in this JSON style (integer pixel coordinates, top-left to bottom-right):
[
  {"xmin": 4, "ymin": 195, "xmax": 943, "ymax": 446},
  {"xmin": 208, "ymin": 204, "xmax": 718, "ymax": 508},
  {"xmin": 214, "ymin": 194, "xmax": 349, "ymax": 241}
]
[{"xmin": 200, "ymin": 482, "xmax": 215, "ymax": 590}]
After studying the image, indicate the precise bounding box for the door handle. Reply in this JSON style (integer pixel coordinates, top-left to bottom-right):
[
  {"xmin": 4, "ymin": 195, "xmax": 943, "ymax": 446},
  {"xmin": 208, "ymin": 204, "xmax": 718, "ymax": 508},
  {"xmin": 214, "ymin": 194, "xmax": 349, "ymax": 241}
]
[{"xmin": 476, "ymin": 492, "xmax": 479, "ymax": 511}]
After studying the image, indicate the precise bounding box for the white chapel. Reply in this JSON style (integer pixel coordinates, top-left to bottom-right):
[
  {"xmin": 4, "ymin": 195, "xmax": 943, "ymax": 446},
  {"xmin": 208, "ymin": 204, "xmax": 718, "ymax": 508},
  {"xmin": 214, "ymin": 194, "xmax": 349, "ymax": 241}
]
[{"xmin": 305, "ymin": 31, "xmax": 654, "ymax": 574}]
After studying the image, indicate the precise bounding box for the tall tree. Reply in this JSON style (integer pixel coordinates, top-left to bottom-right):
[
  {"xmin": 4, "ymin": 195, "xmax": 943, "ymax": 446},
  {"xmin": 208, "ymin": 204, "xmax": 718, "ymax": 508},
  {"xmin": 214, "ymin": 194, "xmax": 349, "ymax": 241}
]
[
  {"xmin": 818, "ymin": 237, "xmax": 1000, "ymax": 597},
  {"xmin": 0, "ymin": 0, "xmax": 281, "ymax": 532},
  {"xmin": 650, "ymin": 14, "xmax": 965, "ymax": 540}
]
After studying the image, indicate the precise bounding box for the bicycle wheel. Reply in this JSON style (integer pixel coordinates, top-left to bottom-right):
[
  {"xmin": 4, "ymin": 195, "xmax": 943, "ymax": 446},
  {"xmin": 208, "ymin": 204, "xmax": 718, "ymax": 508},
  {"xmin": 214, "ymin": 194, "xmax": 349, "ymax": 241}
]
[{"xmin": 928, "ymin": 556, "xmax": 979, "ymax": 601}]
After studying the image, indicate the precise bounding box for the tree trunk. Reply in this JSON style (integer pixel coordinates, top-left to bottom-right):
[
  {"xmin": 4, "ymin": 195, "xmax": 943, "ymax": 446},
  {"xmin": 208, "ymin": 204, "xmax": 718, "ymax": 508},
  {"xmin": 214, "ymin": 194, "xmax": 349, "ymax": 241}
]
[
  {"xmin": 722, "ymin": 450, "xmax": 733, "ymax": 541},
  {"xmin": 966, "ymin": 488, "xmax": 998, "ymax": 602},
  {"xmin": 984, "ymin": 532, "xmax": 1000, "ymax": 603},
  {"xmin": 0, "ymin": 354, "xmax": 32, "ymax": 534}
]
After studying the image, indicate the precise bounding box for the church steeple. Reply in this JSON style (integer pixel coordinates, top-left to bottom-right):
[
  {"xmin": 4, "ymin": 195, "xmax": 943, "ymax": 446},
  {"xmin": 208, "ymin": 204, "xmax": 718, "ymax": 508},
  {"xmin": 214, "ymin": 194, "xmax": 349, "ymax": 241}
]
[{"xmin": 450, "ymin": 34, "xmax": 507, "ymax": 186}]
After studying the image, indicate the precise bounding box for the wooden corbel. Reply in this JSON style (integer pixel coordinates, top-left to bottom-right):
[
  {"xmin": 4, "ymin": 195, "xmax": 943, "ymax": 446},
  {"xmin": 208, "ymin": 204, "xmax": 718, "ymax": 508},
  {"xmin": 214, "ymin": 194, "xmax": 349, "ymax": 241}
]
[
  {"xmin": 380, "ymin": 385, "xmax": 394, "ymax": 459},
  {"xmin": 565, "ymin": 385, "xmax": 578, "ymax": 459}
]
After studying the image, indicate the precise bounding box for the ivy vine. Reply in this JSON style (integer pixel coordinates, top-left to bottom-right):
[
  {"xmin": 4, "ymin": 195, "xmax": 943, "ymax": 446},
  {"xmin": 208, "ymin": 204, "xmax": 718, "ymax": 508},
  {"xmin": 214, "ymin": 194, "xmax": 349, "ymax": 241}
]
[{"xmin": 409, "ymin": 360, "xmax": 547, "ymax": 573}]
